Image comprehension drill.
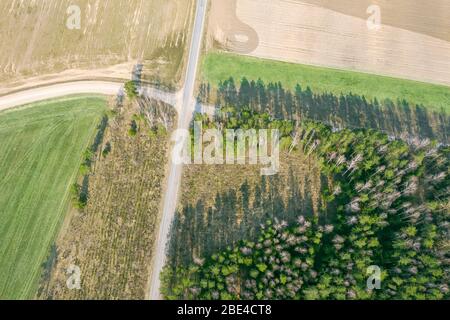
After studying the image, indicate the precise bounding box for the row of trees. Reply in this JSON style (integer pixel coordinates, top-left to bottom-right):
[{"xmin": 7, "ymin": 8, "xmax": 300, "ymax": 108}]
[
  {"xmin": 198, "ymin": 78, "xmax": 449, "ymax": 143},
  {"xmin": 162, "ymin": 107, "xmax": 449, "ymax": 300},
  {"xmin": 42, "ymin": 96, "xmax": 174, "ymax": 299},
  {"xmin": 70, "ymin": 115, "xmax": 109, "ymax": 209}
]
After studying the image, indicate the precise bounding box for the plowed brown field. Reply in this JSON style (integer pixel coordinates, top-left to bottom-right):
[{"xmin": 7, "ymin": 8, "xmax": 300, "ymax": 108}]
[{"xmin": 207, "ymin": 0, "xmax": 450, "ymax": 86}]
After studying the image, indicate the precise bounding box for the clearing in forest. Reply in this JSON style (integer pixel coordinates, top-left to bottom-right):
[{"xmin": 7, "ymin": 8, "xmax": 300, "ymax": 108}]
[
  {"xmin": 40, "ymin": 98, "xmax": 175, "ymax": 299},
  {"xmin": 207, "ymin": 0, "xmax": 450, "ymax": 87}
]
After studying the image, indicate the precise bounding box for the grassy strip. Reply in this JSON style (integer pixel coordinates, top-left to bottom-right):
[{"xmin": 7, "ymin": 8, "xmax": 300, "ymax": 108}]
[{"xmin": 202, "ymin": 51, "xmax": 450, "ymax": 113}]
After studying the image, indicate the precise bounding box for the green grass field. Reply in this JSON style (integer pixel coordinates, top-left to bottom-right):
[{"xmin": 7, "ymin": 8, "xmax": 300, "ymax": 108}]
[
  {"xmin": 0, "ymin": 96, "xmax": 107, "ymax": 299},
  {"xmin": 202, "ymin": 52, "xmax": 450, "ymax": 113}
]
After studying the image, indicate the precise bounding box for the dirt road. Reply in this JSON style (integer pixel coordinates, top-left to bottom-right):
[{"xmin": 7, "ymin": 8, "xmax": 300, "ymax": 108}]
[
  {"xmin": 0, "ymin": 80, "xmax": 179, "ymax": 112},
  {"xmin": 0, "ymin": 0, "xmax": 206, "ymax": 301},
  {"xmin": 0, "ymin": 81, "xmax": 122, "ymax": 112},
  {"xmin": 148, "ymin": 0, "xmax": 208, "ymax": 300}
]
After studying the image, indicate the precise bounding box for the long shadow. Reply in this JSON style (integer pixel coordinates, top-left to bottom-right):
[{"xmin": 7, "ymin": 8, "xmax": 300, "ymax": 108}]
[
  {"xmin": 213, "ymin": 77, "xmax": 449, "ymax": 144},
  {"xmin": 167, "ymin": 172, "xmax": 318, "ymax": 268}
]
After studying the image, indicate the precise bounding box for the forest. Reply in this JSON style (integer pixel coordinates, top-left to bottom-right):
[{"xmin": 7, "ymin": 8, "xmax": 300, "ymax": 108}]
[
  {"xmin": 198, "ymin": 78, "xmax": 449, "ymax": 143},
  {"xmin": 162, "ymin": 104, "xmax": 449, "ymax": 300}
]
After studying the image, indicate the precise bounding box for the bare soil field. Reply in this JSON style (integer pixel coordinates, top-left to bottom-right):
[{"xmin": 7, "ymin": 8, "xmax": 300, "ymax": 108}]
[
  {"xmin": 207, "ymin": 0, "xmax": 450, "ymax": 86},
  {"xmin": 0, "ymin": 0, "xmax": 194, "ymax": 90}
]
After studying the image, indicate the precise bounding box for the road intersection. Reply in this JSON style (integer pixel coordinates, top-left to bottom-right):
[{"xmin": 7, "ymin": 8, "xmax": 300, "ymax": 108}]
[{"xmin": 0, "ymin": 0, "xmax": 209, "ymax": 301}]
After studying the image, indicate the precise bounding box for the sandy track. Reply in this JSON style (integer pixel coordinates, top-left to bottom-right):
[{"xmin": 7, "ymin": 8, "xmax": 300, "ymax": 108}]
[
  {"xmin": 300, "ymin": 0, "xmax": 450, "ymax": 43},
  {"xmin": 0, "ymin": 80, "xmax": 181, "ymax": 113},
  {"xmin": 208, "ymin": 0, "xmax": 450, "ymax": 86}
]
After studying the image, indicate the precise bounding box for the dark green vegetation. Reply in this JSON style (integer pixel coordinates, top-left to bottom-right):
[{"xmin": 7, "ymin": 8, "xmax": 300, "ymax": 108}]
[
  {"xmin": 0, "ymin": 96, "xmax": 107, "ymax": 299},
  {"xmin": 162, "ymin": 106, "xmax": 449, "ymax": 300},
  {"xmin": 202, "ymin": 52, "xmax": 450, "ymax": 113},
  {"xmin": 125, "ymin": 81, "xmax": 139, "ymax": 99},
  {"xmin": 199, "ymin": 77, "xmax": 449, "ymax": 143}
]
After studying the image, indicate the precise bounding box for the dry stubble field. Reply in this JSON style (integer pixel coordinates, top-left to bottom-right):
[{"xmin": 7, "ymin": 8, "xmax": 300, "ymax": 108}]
[
  {"xmin": 207, "ymin": 0, "xmax": 450, "ymax": 86},
  {"xmin": 166, "ymin": 149, "xmax": 324, "ymax": 270},
  {"xmin": 0, "ymin": 0, "xmax": 194, "ymax": 90}
]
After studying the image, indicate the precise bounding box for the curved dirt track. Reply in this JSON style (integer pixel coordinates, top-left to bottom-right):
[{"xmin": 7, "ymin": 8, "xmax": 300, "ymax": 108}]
[{"xmin": 0, "ymin": 80, "xmax": 179, "ymax": 112}]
